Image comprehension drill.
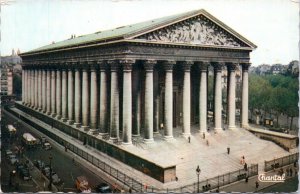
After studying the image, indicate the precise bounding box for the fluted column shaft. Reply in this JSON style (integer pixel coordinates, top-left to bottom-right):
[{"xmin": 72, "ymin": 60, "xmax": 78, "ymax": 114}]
[
  {"xmin": 143, "ymin": 60, "xmax": 156, "ymax": 142},
  {"xmin": 99, "ymin": 63, "xmax": 108, "ymax": 133},
  {"xmin": 51, "ymin": 70, "xmax": 56, "ymax": 116},
  {"xmin": 81, "ymin": 68, "xmax": 89, "ymax": 128},
  {"xmin": 56, "ymin": 70, "xmax": 62, "ymax": 118},
  {"xmin": 62, "ymin": 69, "xmax": 68, "ymax": 121},
  {"xmin": 38, "ymin": 69, "xmax": 42, "ymax": 110},
  {"xmin": 22, "ymin": 69, "xmax": 25, "ymax": 103},
  {"xmin": 199, "ymin": 62, "xmax": 209, "ymax": 133},
  {"xmin": 34, "ymin": 69, "xmax": 38, "ymax": 108},
  {"xmin": 67, "ymin": 68, "xmax": 74, "ymax": 124},
  {"xmin": 74, "ymin": 68, "xmax": 82, "ymax": 125},
  {"xmin": 227, "ymin": 63, "xmax": 237, "ymax": 130},
  {"xmin": 163, "ymin": 61, "xmax": 175, "ymax": 140},
  {"xmin": 46, "ymin": 70, "xmax": 51, "ymax": 114},
  {"xmin": 241, "ymin": 63, "xmax": 250, "ymax": 128},
  {"xmin": 42, "ymin": 69, "xmax": 47, "ymax": 112},
  {"xmin": 109, "ymin": 62, "xmax": 119, "ymax": 140},
  {"xmin": 90, "ymin": 66, "xmax": 98, "ymax": 129},
  {"xmin": 24, "ymin": 69, "xmax": 27, "ymax": 104},
  {"xmin": 213, "ymin": 63, "xmax": 223, "ymax": 131},
  {"xmin": 122, "ymin": 60, "xmax": 134, "ymax": 144},
  {"xmin": 182, "ymin": 61, "xmax": 192, "ymax": 136},
  {"xmin": 31, "ymin": 69, "xmax": 34, "ymax": 107}
]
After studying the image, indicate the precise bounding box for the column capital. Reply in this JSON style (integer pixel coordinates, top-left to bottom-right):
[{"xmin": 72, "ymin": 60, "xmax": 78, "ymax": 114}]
[
  {"xmin": 241, "ymin": 62, "xmax": 251, "ymax": 71},
  {"xmin": 195, "ymin": 61, "xmax": 210, "ymax": 71},
  {"xmin": 212, "ymin": 62, "xmax": 224, "ymax": 71},
  {"xmin": 162, "ymin": 60, "xmax": 176, "ymax": 71},
  {"xmin": 107, "ymin": 60, "xmax": 119, "ymax": 71},
  {"xmin": 181, "ymin": 61, "xmax": 193, "ymax": 71},
  {"xmin": 120, "ymin": 59, "xmax": 135, "ymax": 71},
  {"xmin": 98, "ymin": 60, "xmax": 107, "ymax": 71},
  {"xmin": 226, "ymin": 62, "xmax": 238, "ymax": 72},
  {"xmin": 144, "ymin": 60, "xmax": 156, "ymax": 71}
]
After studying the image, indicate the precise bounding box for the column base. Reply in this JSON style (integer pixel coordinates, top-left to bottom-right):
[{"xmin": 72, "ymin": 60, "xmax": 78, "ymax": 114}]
[
  {"xmin": 88, "ymin": 129, "xmax": 98, "ymax": 135},
  {"xmin": 132, "ymin": 134, "xmax": 140, "ymax": 137},
  {"xmin": 228, "ymin": 125, "xmax": 236, "ymax": 130},
  {"xmin": 46, "ymin": 112, "xmax": 51, "ymax": 116},
  {"xmin": 182, "ymin": 132, "xmax": 191, "ymax": 138},
  {"xmin": 61, "ymin": 117, "xmax": 68, "ymax": 122},
  {"xmin": 56, "ymin": 115, "xmax": 62, "ymax": 120},
  {"xmin": 98, "ymin": 132, "xmax": 109, "ymax": 136},
  {"xmin": 81, "ymin": 126, "xmax": 89, "ymax": 131},
  {"xmin": 73, "ymin": 123, "xmax": 81, "ymax": 128},
  {"xmin": 241, "ymin": 124, "xmax": 249, "ymax": 129},
  {"xmin": 108, "ymin": 137, "xmax": 118, "ymax": 143},
  {"xmin": 122, "ymin": 141, "xmax": 132, "ymax": 145},
  {"xmin": 51, "ymin": 113, "xmax": 56, "ymax": 118},
  {"xmin": 67, "ymin": 120, "xmax": 74, "ymax": 125},
  {"xmin": 153, "ymin": 131, "xmax": 160, "ymax": 134},
  {"xmin": 144, "ymin": 138, "xmax": 154, "ymax": 144},
  {"xmin": 214, "ymin": 128, "xmax": 223, "ymax": 133},
  {"xmin": 164, "ymin": 135, "xmax": 174, "ymax": 141}
]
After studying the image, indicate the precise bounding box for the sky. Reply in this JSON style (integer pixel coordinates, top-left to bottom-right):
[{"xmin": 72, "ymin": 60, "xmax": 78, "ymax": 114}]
[{"xmin": 1, "ymin": 0, "xmax": 299, "ymax": 66}]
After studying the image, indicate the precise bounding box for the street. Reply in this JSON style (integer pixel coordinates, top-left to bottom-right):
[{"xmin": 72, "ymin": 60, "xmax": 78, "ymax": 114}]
[{"xmin": 1, "ymin": 110, "xmax": 112, "ymax": 193}]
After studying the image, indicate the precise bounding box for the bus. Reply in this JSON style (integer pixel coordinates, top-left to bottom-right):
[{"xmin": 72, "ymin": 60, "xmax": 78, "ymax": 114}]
[{"xmin": 22, "ymin": 133, "xmax": 37, "ymax": 148}]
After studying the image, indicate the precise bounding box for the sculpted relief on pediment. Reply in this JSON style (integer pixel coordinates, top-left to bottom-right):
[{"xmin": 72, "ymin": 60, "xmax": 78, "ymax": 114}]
[{"xmin": 136, "ymin": 15, "xmax": 247, "ymax": 47}]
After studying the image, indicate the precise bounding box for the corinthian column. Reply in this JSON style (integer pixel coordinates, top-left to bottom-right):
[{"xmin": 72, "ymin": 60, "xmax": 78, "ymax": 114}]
[
  {"xmin": 46, "ymin": 69, "xmax": 51, "ymax": 115},
  {"xmin": 109, "ymin": 61, "xmax": 119, "ymax": 140},
  {"xmin": 227, "ymin": 63, "xmax": 238, "ymax": 130},
  {"xmin": 182, "ymin": 61, "xmax": 193, "ymax": 137},
  {"xmin": 74, "ymin": 66, "xmax": 82, "ymax": 127},
  {"xmin": 163, "ymin": 61, "xmax": 175, "ymax": 140},
  {"xmin": 144, "ymin": 60, "xmax": 156, "ymax": 143},
  {"xmin": 241, "ymin": 63, "xmax": 250, "ymax": 128},
  {"xmin": 42, "ymin": 69, "xmax": 47, "ymax": 113},
  {"xmin": 81, "ymin": 65, "xmax": 89, "ymax": 130},
  {"xmin": 213, "ymin": 62, "xmax": 223, "ymax": 132},
  {"xmin": 56, "ymin": 69, "xmax": 62, "ymax": 119},
  {"xmin": 51, "ymin": 69, "xmax": 56, "ymax": 117},
  {"xmin": 38, "ymin": 69, "xmax": 42, "ymax": 111},
  {"xmin": 31, "ymin": 69, "xmax": 34, "ymax": 108},
  {"xmin": 34, "ymin": 69, "xmax": 38, "ymax": 109},
  {"xmin": 121, "ymin": 60, "xmax": 134, "ymax": 144},
  {"xmin": 198, "ymin": 62, "xmax": 209, "ymax": 133},
  {"xmin": 61, "ymin": 68, "xmax": 68, "ymax": 121},
  {"xmin": 99, "ymin": 61, "xmax": 108, "ymax": 134},
  {"xmin": 22, "ymin": 69, "xmax": 25, "ymax": 104},
  {"xmin": 90, "ymin": 63, "xmax": 98, "ymax": 130},
  {"xmin": 67, "ymin": 65, "xmax": 75, "ymax": 124}
]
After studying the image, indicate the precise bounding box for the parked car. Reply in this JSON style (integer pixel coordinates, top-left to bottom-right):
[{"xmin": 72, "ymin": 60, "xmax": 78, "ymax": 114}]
[
  {"xmin": 75, "ymin": 176, "xmax": 91, "ymax": 193},
  {"xmin": 5, "ymin": 149, "xmax": 13, "ymax": 156},
  {"xmin": 51, "ymin": 173, "xmax": 61, "ymax": 185},
  {"xmin": 95, "ymin": 183, "xmax": 112, "ymax": 193},
  {"xmin": 42, "ymin": 165, "xmax": 51, "ymax": 177},
  {"xmin": 42, "ymin": 142, "xmax": 52, "ymax": 150},
  {"xmin": 34, "ymin": 160, "xmax": 45, "ymax": 170},
  {"xmin": 8, "ymin": 154, "xmax": 19, "ymax": 165},
  {"xmin": 20, "ymin": 168, "xmax": 31, "ymax": 181}
]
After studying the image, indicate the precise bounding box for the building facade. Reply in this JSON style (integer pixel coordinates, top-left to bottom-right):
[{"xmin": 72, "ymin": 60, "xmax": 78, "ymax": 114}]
[{"xmin": 20, "ymin": 9, "xmax": 256, "ymax": 145}]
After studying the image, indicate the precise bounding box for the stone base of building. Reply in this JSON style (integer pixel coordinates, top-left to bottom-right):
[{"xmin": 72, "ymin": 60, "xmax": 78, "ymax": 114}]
[{"xmin": 12, "ymin": 102, "xmax": 176, "ymax": 183}]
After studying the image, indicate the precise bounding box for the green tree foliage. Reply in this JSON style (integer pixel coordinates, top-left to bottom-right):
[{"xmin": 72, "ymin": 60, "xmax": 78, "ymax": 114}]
[{"xmin": 249, "ymin": 74, "xmax": 298, "ymax": 129}]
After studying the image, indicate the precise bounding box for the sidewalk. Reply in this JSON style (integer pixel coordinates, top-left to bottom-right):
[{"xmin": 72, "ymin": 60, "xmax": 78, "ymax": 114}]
[{"xmin": 221, "ymin": 164, "xmax": 298, "ymax": 192}]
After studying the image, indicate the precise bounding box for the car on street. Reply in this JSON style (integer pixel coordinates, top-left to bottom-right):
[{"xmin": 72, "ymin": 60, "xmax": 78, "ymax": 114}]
[
  {"xmin": 34, "ymin": 160, "xmax": 45, "ymax": 170},
  {"xmin": 75, "ymin": 176, "xmax": 91, "ymax": 193},
  {"xmin": 42, "ymin": 165, "xmax": 51, "ymax": 177},
  {"xmin": 8, "ymin": 154, "xmax": 19, "ymax": 165},
  {"xmin": 20, "ymin": 167, "xmax": 31, "ymax": 181},
  {"xmin": 51, "ymin": 173, "xmax": 62, "ymax": 185},
  {"xmin": 95, "ymin": 183, "xmax": 112, "ymax": 193},
  {"xmin": 42, "ymin": 142, "xmax": 52, "ymax": 150}
]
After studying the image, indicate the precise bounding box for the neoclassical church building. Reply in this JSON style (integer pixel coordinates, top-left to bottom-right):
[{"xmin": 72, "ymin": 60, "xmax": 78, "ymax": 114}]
[{"xmin": 18, "ymin": 9, "xmax": 257, "ymax": 182}]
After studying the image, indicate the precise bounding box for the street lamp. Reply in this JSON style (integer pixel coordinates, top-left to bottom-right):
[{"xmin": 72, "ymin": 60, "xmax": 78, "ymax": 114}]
[
  {"xmin": 196, "ymin": 165, "xmax": 201, "ymax": 193},
  {"xmin": 48, "ymin": 155, "xmax": 53, "ymax": 190}
]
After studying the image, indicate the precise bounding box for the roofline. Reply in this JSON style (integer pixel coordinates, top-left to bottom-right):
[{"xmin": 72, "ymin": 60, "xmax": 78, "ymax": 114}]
[
  {"xmin": 20, "ymin": 9, "xmax": 256, "ymax": 57},
  {"xmin": 126, "ymin": 9, "xmax": 257, "ymax": 49}
]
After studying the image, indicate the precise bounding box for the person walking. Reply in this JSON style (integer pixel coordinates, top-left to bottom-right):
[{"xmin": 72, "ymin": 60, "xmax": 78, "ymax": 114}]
[
  {"xmin": 188, "ymin": 136, "xmax": 191, "ymax": 143},
  {"xmin": 227, "ymin": 147, "xmax": 230, "ymax": 154},
  {"xmin": 244, "ymin": 163, "xmax": 248, "ymax": 171},
  {"xmin": 255, "ymin": 181, "xmax": 259, "ymax": 190}
]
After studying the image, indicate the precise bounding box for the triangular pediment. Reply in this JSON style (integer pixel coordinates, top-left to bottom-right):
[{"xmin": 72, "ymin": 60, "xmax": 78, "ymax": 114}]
[{"xmin": 130, "ymin": 11, "xmax": 255, "ymax": 49}]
